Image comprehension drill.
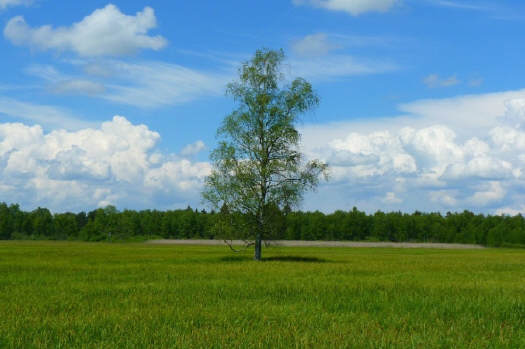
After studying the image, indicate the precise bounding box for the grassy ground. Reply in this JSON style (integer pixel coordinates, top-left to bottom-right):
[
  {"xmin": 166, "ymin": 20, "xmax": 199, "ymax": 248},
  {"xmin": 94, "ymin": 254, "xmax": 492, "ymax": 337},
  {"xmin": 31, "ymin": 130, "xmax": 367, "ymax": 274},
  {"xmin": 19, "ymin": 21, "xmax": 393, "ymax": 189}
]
[{"xmin": 0, "ymin": 242, "xmax": 524, "ymax": 348}]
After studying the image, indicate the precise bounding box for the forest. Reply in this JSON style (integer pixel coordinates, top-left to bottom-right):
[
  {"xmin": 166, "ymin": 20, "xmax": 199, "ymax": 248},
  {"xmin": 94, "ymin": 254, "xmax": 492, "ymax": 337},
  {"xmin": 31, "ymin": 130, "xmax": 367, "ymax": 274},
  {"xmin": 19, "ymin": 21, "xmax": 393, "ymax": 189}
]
[{"xmin": 0, "ymin": 202, "xmax": 524, "ymax": 247}]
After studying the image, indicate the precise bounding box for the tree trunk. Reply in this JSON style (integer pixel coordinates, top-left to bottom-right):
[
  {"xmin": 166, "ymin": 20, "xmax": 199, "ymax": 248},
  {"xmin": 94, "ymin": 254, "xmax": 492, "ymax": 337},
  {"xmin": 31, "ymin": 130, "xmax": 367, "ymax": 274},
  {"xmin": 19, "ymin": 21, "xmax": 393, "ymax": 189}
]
[{"xmin": 254, "ymin": 233, "xmax": 262, "ymax": 261}]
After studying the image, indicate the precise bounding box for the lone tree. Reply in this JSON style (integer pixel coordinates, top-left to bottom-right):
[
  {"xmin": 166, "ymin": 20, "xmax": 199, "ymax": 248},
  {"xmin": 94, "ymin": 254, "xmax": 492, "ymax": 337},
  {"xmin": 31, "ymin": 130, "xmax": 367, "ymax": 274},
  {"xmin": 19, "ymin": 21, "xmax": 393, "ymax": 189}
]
[{"xmin": 203, "ymin": 48, "xmax": 327, "ymax": 260}]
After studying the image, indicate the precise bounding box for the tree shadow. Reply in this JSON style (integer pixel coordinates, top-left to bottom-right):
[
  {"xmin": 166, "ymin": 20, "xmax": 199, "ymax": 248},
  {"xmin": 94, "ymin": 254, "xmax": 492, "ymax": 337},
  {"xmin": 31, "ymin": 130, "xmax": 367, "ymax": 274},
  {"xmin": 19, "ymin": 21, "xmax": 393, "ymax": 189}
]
[
  {"xmin": 218, "ymin": 255, "xmax": 329, "ymax": 263},
  {"xmin": 219, "ymin": 255, "xmax": 252, "ymax": 262},
  {"xmin": 263, "ymin": 256, "xmax": 328, "ymax": 263}
]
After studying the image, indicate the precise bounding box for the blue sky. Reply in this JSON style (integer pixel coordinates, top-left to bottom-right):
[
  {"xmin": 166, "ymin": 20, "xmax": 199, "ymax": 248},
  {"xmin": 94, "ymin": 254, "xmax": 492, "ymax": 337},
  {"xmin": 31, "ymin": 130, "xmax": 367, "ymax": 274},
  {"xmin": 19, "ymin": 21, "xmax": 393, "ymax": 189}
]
[{"xmin": 1, "ymin": 0, "xmax": 525, "ymax": 214}]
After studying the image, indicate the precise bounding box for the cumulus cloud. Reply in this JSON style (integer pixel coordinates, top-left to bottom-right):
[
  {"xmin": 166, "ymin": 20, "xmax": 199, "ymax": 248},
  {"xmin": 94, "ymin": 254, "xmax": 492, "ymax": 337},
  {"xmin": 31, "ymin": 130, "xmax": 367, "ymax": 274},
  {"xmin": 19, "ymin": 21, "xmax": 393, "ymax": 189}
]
[
  {"xmin": 180, "ymin": 140, "xmax": 206, "ymax": 157},
  {"xmin": 500, "ymin": 99, "xmax": 525, "ymax": 129},
  {"xmin": 423, "ymin": 74, "xmax": 460, "ymax": 88},
  {"xmin": 326, "ymin": 130, "xmax": 416, "ymax": 180},
  {"xmin": 3, "ymin": 4, "xmax": 167, "ymax": 56},
  {"xmin": 468, "ymin": 181, "xmax": 506, "ymax": 206},
  {"xmin": 293, "ymin": 0, "xmax": 400, "ymax": 15},
  {"xmin": 397, "ymin": 89, "xmax": 525, "ymax": 135},
  {"xmin": 300, "ymin": 91, "xmax": 525, "ymax": 214},
  {"xmin": 495, "ymin": 205, "xmax": 525, "ymax": 216},
  {"xmin": 0, "ymin": 116, "xmax": 210, "ymax": 211},
  {"xmin": 429, "ymin": 190, "xmax": 457, "ymax": 206},
  {"xmin": 382, "ymin": 192, "xmax": 402, "ymax": 204}
]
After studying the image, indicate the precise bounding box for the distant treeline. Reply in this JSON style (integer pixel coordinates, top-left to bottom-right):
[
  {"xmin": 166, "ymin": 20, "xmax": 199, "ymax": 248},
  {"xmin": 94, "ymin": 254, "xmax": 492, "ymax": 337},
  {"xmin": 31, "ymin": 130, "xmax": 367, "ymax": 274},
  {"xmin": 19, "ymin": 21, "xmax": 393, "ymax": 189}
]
[{"xmin": 0, "ymin": 202, "xmax": 524, "ymax": 247}]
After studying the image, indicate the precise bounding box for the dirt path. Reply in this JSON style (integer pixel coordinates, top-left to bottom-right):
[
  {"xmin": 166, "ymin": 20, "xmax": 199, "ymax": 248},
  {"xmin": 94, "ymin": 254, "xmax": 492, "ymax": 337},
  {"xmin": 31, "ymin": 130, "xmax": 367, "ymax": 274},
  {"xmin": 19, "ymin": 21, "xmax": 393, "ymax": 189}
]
[{"xmin": 145, "ymin": 239, "xmax": 484, "ymax": 249}]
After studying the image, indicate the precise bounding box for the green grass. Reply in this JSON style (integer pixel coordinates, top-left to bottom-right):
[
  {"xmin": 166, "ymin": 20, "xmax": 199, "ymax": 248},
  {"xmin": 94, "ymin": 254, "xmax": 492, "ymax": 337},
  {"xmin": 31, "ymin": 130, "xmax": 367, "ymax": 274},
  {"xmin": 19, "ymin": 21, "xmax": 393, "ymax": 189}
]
[{"xmin": 0, "ymin": 242, "xmax": 524, "ymax": 348}]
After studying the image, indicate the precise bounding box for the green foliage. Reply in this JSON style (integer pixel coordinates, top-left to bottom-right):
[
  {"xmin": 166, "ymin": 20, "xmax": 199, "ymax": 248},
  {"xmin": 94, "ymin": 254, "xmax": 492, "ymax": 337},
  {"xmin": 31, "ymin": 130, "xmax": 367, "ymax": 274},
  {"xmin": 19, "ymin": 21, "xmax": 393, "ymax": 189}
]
[
  {"xmin": 2, "ymin": 202, "xmax": 525, "ymax": 247},
  {"xmin": 202, "ymin": 48, "xmax": 327, "ymax": 259},
  {"xmin": 1, "ymin": 242, "xmax": 524, "ymax": 347}
]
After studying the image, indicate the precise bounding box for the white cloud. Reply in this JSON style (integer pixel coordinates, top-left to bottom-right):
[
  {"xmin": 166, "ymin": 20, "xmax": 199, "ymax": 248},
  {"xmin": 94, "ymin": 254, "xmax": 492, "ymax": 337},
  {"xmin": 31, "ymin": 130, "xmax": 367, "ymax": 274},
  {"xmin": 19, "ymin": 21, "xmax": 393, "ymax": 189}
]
[
  {"xmin": 291, "ymin": 32, "xmax": 400, "ymax": 58},
  {"xmin": 289, "ymin": 33, "xmax": 401, "ymax": 80},
  {"xmin": 25, "ymin": 64, "xmax": 106, "ymax": 96},
  {"xmin": 429, "ymin": 190, "xmax": 457, "ymax": 207},
  {"xmin": 382, "ymin": 192, "xmax": 402, "ymax": 204},
  {"xmin": 26, "ymin": 61, "xmax": 229, "ymax": 107},
  {"xmin": 0, "ymin": 116, "xmax": 210, "ymax": 211},
  {"xmin": 495, "ymin": 205, "xmax": 525, "ymax": 216},
  {"xmin": 431, "ymin": 1, "xmax": 489, "ymax": 11},
  {"xmin": 0, "ymin": 96, "xmax": 95, "ymax": 130},
  {"xmin": 50, "ymin": 79, "xmax": 105, "ymax": 96},
  {"xmin": 300, "ymin": 91, "xmax": 525, "ymax": 214},
  {"xmin": 300, "ymin": 90, "xmax": 525, "ymax": 156},
  {"xmin": 96, "ymin": 53, "xmax": 391, "ymax": 106},
  {"xmin": 180, "ymin": 140, "xmax": 206, "ymax": 157},
  {"xmin": 423, "ymin": 74, "xmax": 460, "ymax": 88},
  {"xmin": 25, "ymin": 64, "xmax": 62, "ymax": 81},
  {"xmin": 500, "ymin": 98, "xmax": 525, "ymax": 129},
  {"xmin": 325, "ymin": 130, "xmax": 416, "ymax": 180},
  {"xmin": 3, "ymin": 4, "xmax": 167, "ymax": 56},
  {"xmin": 290, "ymin": 54, "xmax": 397, "ymax": 81},
  {"xmin": 145, "ymin": 160, "xmax": 210, "ymax": 192},
  {"xmin": 292, "ymin": 33, "xmax": 341, "ymax": 57},
  {"xmin": 0, "ymin": 0, "xmax": 30, "ymax": 9},
  {"xmin": 398, "ymin": 89, "xmax": 525, "ymax": 135},
  {"xmin": 83, "ymin": 63, "xmax": 113, "ymax": 77},
  {"xmin": 490, "ymin": 126, "xmax": 525, "ymax": 152},
  {"xmin": 102, "ymin": 61, "xmax": 228, "ymax": 108},
  {"xmin": 26, "ymin": 48, "xmax": 393, "ymax": 108},
  {"xmin": 5, "ymin": 89, "xmax": 525, "ymax": 214},
  {"xmin": 442, "ymin": 157, "xmax": 513, "ymax": 181},
  {"xmin": 293, "ymin": 0, "xmax": 399, "ymax": 15},
  {"xmin": 468, "ymin": 181, "xmax": 506, "ymax": 206}
]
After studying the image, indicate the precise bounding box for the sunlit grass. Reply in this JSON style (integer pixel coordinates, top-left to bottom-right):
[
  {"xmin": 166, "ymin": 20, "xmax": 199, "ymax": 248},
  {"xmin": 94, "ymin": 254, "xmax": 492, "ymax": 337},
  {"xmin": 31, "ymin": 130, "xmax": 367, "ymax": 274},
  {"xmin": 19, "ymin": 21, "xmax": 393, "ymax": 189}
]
[{"xmin": 1, "ymin": 241, "xmax": 524, "ymax": 347}]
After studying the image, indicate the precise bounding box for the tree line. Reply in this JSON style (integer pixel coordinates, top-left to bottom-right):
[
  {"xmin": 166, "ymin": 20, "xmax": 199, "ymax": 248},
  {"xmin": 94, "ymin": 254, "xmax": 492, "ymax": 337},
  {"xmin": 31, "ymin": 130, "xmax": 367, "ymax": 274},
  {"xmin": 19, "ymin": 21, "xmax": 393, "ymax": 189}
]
[{"xmin": 1, "ymin": 202, "xmax": 524, "ymax": 247}]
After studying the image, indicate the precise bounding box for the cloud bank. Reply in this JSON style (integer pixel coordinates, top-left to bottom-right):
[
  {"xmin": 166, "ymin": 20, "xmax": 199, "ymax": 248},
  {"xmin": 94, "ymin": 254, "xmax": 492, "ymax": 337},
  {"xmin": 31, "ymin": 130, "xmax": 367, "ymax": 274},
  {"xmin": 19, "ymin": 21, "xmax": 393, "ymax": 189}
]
[
  {"xmin": 0, "ymin": 116, "xmax": 210, "ymax": 211},
  {"xmin": 3, "ymin": 89, "xmax": 525, "ymax": 215},
  {"xmin": 300, "ymin": 90, "xmax": 525, "ymax": 214}
]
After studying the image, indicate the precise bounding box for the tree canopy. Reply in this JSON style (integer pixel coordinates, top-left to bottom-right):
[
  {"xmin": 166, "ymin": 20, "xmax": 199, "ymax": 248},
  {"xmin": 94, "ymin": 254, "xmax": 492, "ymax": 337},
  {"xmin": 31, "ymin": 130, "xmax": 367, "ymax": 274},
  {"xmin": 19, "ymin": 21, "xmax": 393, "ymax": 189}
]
[{"xmin": 202, "ymin": 48, "xmax": 327, "ymax": 260}]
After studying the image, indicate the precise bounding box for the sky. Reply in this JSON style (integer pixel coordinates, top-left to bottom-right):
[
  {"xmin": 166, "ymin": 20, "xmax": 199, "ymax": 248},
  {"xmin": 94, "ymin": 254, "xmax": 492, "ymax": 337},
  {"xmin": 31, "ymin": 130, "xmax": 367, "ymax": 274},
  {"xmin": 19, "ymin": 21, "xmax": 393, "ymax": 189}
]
[{"xmin": 1, "ymin": 0, "xmax": 525, "ymax": 214}]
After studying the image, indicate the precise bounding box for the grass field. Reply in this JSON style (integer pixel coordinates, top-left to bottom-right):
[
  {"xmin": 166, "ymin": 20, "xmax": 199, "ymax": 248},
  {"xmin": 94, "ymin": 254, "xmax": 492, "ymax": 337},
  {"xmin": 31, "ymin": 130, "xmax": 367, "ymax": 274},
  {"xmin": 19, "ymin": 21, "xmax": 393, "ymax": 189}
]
[{"xmin": 1, "ymin": 242, "xmax": 524, "ymax": 348}]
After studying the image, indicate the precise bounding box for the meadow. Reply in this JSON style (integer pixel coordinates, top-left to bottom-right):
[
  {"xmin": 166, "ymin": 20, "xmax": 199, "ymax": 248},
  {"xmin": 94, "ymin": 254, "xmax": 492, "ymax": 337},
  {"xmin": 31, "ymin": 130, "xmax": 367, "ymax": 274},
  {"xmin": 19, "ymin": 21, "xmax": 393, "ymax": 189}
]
[{"xmin": 0, "ymin": 242, "xmax": 524, "ymax": 348}]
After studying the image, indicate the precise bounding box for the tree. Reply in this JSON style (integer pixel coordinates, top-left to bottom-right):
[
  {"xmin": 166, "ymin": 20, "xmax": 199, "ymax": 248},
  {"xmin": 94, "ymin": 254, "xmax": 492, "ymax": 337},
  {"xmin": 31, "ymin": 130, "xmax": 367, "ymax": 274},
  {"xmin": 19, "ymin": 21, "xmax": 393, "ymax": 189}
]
[
  {"xmin": 202, "ymin": 48, "xmax": 327, "ymax": 260},
  {"xmin": 0, "ymin": 203, "xmax": 12, "ymax": 240}
]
